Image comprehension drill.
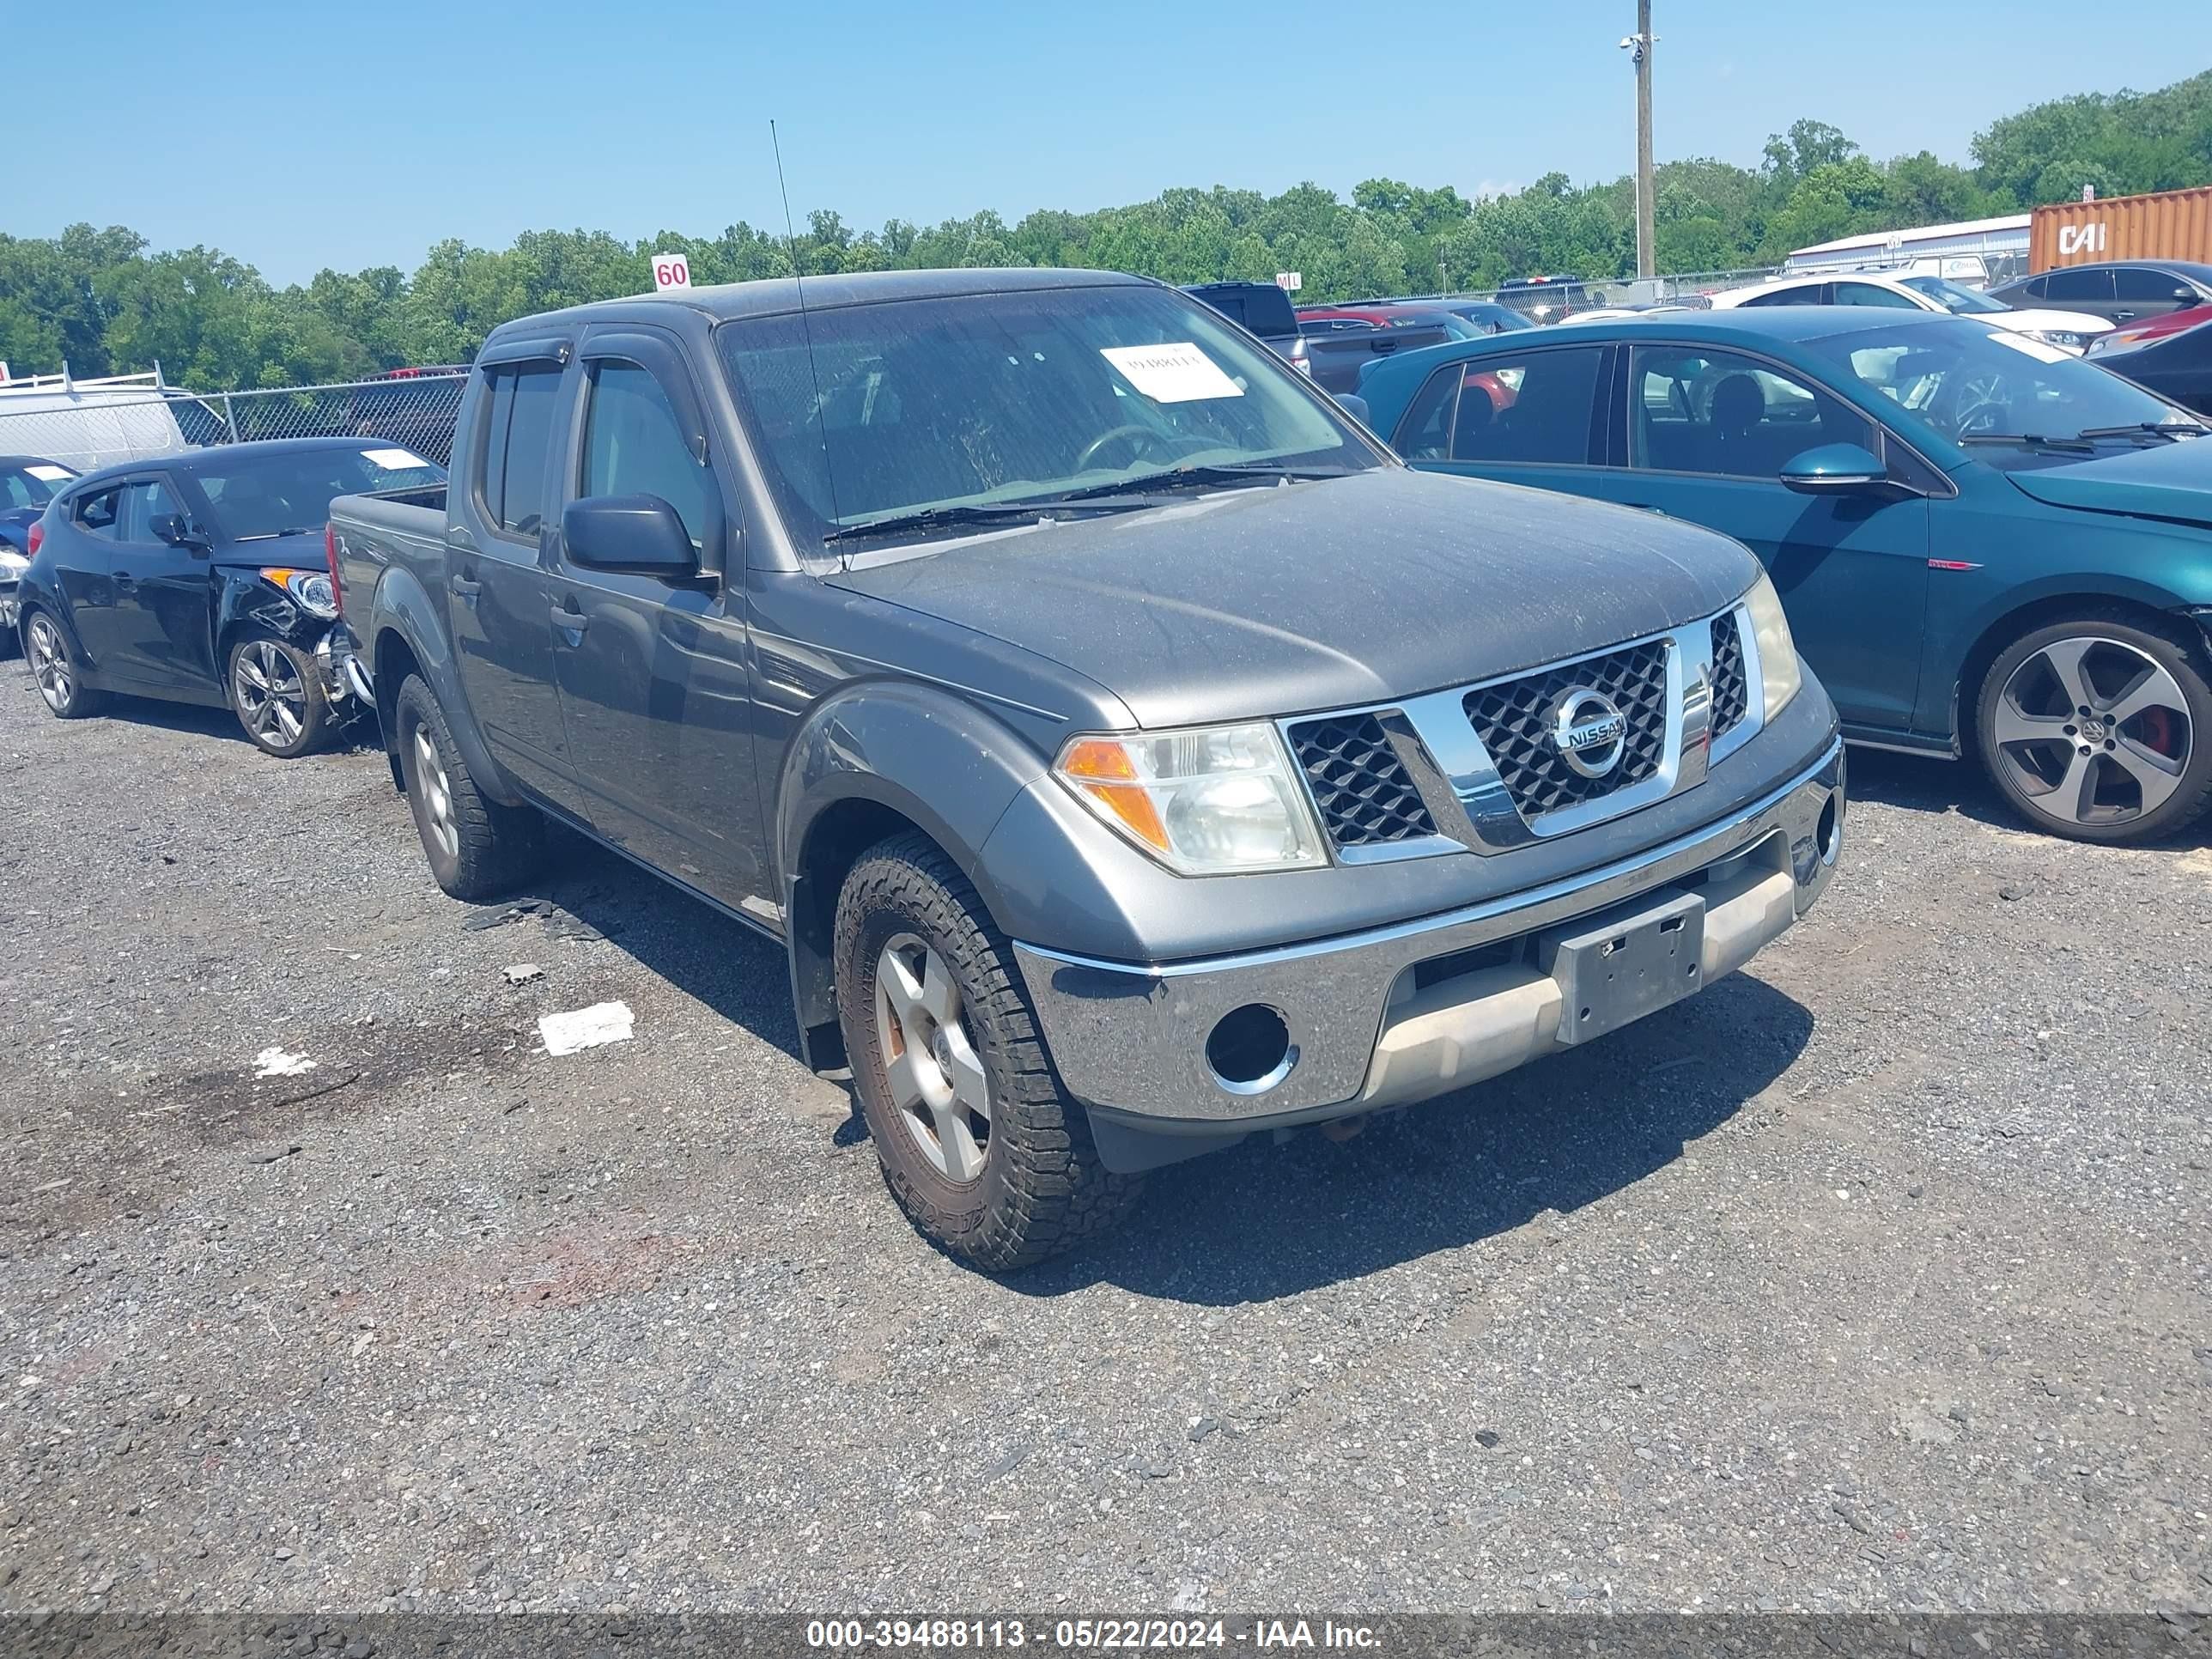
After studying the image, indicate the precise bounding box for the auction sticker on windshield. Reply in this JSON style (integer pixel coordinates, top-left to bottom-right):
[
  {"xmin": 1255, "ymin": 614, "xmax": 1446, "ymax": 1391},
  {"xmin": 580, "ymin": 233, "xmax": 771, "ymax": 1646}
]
[
  {"xmin": 1987, "ymin": 331, "xmax": 2073, "ymax": 365},
  {"xmin": 362, "ymin": 447, "xmax": 431, "ymax": 471},
  {"xmin": 27, "ymin": 465, "xmax": 71, "ymax": 482},
  {"xmin": 1099, "ymin": 342, "xmax": 1244, "ymax": 403}
]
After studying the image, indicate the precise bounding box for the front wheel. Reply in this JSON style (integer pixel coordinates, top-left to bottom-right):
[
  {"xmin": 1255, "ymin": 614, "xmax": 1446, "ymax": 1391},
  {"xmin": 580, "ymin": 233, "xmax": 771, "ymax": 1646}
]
[
  {"xmin": 1976, "ymin": 615, "xmax": 2212, "ymax": 844},
  {"xmin": 833, "ymin": 831, "xmax": 1142, "ymax": 1272},
  {"xmin": 226, "ymin": 635, "xmax": 329, "ymax": 758}
]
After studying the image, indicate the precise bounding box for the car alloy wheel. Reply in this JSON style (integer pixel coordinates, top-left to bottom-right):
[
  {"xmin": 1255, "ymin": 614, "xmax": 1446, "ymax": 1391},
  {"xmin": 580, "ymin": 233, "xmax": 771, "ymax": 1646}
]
[
  {"xmin": 871, "ymin": 932, "xmax": 992, "ymax": 1183},
  {"xmin": 232, "ymin": 639, "xmax": 309, "ymax": 749},
  {"xmin": 1989, "ymin": 635, "xmax": 2191, "ymax": 827},
  {"xmin": 411, "ymin": 725, "xmax": 461, "ymax": 865},
  {"xmin": 27, "ymin": 616, "xmax": 73, "ymax": 714}
]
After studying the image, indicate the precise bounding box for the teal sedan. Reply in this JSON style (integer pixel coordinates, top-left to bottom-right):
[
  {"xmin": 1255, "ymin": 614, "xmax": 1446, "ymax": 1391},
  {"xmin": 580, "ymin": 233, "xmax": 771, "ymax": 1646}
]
[{"xmin": 1356, "ymin": 308, "xmax": 2212, "ymax": 843}]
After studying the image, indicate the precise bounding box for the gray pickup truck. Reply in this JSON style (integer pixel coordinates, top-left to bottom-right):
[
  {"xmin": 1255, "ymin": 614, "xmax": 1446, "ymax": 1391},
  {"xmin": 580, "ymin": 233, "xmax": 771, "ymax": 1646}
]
[{"xmin": 329, "ymin": 268, "xmax": 1845, "ymax": 1270}]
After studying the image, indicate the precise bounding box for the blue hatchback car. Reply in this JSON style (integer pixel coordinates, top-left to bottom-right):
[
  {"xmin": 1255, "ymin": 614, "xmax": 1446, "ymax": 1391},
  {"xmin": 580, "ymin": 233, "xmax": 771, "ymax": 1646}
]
[{"xmin": 1357, "ymin": 308, "xmax": 2212, "ymax": 843}]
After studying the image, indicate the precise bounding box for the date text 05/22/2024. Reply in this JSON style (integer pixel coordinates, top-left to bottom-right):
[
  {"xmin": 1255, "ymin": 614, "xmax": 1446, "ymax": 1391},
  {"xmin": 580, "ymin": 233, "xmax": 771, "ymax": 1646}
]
[{"xmin": 804, "ymin": 1620, "xmax": 1382, "ymax": 1650}]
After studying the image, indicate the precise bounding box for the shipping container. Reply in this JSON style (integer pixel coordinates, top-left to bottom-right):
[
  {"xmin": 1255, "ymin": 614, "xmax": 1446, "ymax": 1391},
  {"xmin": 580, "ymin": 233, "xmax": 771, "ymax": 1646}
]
[{"xmin": 2031, "ymin": 185, "xmax": 2212, "ymax": 272}]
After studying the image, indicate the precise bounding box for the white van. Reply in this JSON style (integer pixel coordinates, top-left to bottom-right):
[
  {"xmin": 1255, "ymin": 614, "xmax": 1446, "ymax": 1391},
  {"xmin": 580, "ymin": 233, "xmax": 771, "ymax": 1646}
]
[{"xmin": 0, "ymin": 372, "xmax": 204, "ymax": 473}]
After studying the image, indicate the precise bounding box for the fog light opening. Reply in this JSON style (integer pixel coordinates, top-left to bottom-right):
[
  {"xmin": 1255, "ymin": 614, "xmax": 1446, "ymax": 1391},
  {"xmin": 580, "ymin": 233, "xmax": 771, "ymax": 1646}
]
[
  {"xmin": 1206, "ymin": 1004, "xmax": 1297, "ymax": 1096},
  {"xmin": 1817, "ymin": 791, "xmax": 1841, "ymax": 866}
]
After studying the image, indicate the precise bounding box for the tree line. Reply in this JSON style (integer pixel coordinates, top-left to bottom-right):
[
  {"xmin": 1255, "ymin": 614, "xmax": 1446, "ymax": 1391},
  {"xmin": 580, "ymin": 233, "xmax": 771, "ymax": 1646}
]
[{"xmin": 3, "ymin": 71, "xmax": 2209, "ymax": 392}]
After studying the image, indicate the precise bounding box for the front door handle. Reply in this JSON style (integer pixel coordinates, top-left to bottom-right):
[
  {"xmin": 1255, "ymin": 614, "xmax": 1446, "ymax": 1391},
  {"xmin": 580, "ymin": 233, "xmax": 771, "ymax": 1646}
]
[
  {"xmin": 114, "ymin": 570, "xmax": 137, "ymax": 592},
  {"xmin": 551, "ymin": 600, "xmax": 590, "ymax": 635},
  {"xmin": 449, "ymin": 572, "xmax": 482, "ymax": 599},
  {"xmin": 2113, "ymin": 310, "xmax": 2136, "ymax": 321}
]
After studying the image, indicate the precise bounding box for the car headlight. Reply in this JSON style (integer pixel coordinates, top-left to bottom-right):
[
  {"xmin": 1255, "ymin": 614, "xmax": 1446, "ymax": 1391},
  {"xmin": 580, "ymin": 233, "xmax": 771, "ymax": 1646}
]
[
  {"xmin": 1742, "ymin": 570, "xmax": 1802, "ymax": 722},
  {"xmin": 261, "ymin": 567, "xmax": 337, "ymax": 617},
  {"xmin": 2021, "ymin": 328, "xmax": 2087, "ymax": 353},
  {"xmin": 1055, "ymin": 723, "xmax": 1327, "ymax": 875},
  {"xmin": 0, "ymin": 548, "xmax": 28, "ymax": 577}
]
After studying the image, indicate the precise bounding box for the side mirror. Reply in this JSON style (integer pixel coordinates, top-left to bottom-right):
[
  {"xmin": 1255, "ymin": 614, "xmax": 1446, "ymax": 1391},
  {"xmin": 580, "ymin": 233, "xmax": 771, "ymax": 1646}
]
[
  {"xmin": 1334, "ymin": 392, "xmax": 1372, "ymax": 425},
  {"xmin": 562, "ymin": 495, "xmax": 699, "ymax": 578},
  {"xmin": 1780, "ymin": 442, "xmax": 1887, "ymax": 494},
  {"xmin": 2175, "ymin": 286, "xmax": 2200, "ymax": 304},
  {"xmin": 150, "ymin": 512, "xmax": 208, "ymax": 552}
]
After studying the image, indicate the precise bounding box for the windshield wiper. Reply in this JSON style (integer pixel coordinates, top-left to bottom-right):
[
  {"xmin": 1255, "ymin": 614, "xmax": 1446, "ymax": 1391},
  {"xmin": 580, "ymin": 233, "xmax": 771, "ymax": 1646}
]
[
  {"xmin": 821, "ymin": 500, "xmax": 1142, "ymax": 546},
  {"xmin": 1042, "ymin": 461, "xmax": 1362, "ymax": 506},
  {"xmin": 1958, "ymin": 433, "xmax": 2096, "ymax": 454},
  {"xmin": 2072, "ymin": 421, "xmax": 2209, "ymax": 442},
  {"xmin": 232, "ymin": 526, "xmax": 319, "ymax": 541}
]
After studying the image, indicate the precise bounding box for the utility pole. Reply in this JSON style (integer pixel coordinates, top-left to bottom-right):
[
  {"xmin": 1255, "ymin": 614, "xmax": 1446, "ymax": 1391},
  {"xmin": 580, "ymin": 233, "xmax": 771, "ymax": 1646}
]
[{"xmin": 1624, "ymin": 3, "xmax": 1656, "ymax": 279}]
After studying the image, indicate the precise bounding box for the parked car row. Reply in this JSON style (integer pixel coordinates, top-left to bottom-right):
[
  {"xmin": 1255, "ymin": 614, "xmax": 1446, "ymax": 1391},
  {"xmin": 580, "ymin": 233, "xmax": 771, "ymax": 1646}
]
[{"xmin": 15, "ymin": 269, "xmax": 2212, "ymax": 1273}]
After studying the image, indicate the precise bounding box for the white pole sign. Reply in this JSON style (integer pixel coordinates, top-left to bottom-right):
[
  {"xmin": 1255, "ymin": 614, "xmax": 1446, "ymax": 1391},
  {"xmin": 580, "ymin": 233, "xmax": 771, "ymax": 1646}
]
[
  {"xmin": 1274, "ymin": 271, "xmax": 1303, "ymax": 292},
  {"xmin": 651, "ymin": 252, "xmax": 692, "ymax": 292}
]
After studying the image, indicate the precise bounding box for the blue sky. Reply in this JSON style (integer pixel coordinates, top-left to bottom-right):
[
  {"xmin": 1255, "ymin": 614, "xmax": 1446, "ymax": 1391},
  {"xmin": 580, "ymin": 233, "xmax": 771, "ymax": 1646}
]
[{"xmin": 14, "ymin": 0, "xmax": 2211, "ymax": 286}]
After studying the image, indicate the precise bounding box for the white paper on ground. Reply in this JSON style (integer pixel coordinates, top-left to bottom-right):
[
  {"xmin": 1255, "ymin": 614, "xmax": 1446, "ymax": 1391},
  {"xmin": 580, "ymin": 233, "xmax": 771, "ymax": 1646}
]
[
  {"xmin": 539, "ymin": 1000, "xmax": 635, "ymax": 1056},
  {"xmin": 254, "ymin": 1047, "xmax": 318, "ymax": 1079},
  {"xmin": 362, "ymin": 447, "xmax": 431, "ymax": 471},
  {"xmin": 1098, "ymin": 342, "xmax": 1245, "ymax": 404}
]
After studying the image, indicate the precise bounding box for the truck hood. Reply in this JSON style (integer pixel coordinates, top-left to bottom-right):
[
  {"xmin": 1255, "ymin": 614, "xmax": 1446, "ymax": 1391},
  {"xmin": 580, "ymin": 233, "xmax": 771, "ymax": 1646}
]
[
  {"xmin": 2004, "ymin": 437, "xmax": 2212, "ymax": 529},
  {"xmin": 827, "ymin": 468, "xmax": 1759, "ymax": 728}
]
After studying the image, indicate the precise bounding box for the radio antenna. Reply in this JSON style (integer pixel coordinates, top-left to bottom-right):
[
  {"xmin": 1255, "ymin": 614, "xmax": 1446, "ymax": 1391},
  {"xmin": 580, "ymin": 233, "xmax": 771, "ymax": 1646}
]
[{"xmin": 771, "ymin": 118, "xmax": 843, "ymax": 559}]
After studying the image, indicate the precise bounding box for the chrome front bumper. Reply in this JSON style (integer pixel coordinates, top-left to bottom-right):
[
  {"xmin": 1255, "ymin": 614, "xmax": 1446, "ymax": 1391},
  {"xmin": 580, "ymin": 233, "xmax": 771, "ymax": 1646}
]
[{"xmin": 1012, "ymin": 739, "xmax": 1844, "ymax": 1138}]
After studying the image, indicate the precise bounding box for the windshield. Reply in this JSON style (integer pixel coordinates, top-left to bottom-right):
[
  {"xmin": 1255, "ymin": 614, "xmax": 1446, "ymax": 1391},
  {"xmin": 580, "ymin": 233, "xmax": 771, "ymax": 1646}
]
[
  {"xmin": 1800, "ymin": 321, "xmax": 2205, "ymax": 455},
  {"xmin": 1899, "ymin": 276, "xmax": 2008, "ymax": 315},
  {"xmin": 718, "ymin": 283, "xmax": 1376, "ymax": 552},
  {"xmin": 2, "ymin": 461, "xmax": 74, "ymax": 511},
  {"xmin": 194, "ymin": 444, "xmax": 446, "ymax": 540}
]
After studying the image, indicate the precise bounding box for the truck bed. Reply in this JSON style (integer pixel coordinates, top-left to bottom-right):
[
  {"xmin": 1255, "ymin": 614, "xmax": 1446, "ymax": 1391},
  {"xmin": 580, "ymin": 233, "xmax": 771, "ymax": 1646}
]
[{"xmin": 328, "ymin": 483, "xmax": 450, "ymax": 633}]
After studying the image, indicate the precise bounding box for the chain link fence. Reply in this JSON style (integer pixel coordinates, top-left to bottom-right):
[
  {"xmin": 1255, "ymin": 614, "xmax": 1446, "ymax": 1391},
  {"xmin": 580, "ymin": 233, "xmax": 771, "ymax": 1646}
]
[{"xmin": 0, "ymin": 372, "xmax": 467, "ymax": 477}]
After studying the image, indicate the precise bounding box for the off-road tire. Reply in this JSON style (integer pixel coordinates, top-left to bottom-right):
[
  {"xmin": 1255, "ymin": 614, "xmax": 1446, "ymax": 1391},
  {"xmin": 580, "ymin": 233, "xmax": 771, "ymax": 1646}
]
[
  {"xmin": 1975, "ymin": 611, "xmax": 2212, "ymax": 846},
  {"xmin": 833, "ymin": 830, "xmax": 1143, "ymax": 1271},
  {"xmin": 392, "ymin": 672, "xmax": 545, "ymax": 900}
]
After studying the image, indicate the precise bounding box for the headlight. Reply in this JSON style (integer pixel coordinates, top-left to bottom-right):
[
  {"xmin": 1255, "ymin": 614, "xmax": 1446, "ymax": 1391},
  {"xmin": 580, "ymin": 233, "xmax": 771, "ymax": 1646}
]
[
  {"xmin": 0, "ymin": 548, "xmax": 27, "ymax": 577},
  {"xmin": 261, "ymin": 567, "xmax": 337, "ymax": 617},
  {"xmin": 1742, "ymin": 570, "xmax": 1802, "ymax": 722},
  {"xmin": 2021, "ymin": 328, "xmax": 2087, "ymax": 353},
  {"xmin": 1055, "ymin": 723, "xmax": 1327, "ymax": 875}
]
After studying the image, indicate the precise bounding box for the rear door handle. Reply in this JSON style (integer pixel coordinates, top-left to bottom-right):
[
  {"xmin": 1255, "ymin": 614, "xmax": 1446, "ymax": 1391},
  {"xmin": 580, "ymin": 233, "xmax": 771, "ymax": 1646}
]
[
  {"xmin": 114, "ymin": 571, "xmax": 137, "ymax": 592},
  {"xmin": 551, "ymin": 600, "xmax": 589, "ymax": 635},
  {"xmin": 449, "ymin": 573, "xmax": 482, "ymax": 599}
]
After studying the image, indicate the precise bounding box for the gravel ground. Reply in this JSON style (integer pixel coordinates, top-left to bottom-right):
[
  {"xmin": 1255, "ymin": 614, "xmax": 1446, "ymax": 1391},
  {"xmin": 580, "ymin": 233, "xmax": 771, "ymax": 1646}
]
[{"xmin": 2, "ymin": 666, "xmax": 2209, "ymax": 1618}]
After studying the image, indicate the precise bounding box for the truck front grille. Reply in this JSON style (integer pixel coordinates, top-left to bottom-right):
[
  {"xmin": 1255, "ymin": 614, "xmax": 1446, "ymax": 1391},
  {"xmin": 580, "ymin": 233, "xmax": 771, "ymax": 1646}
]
[
  {"xmin": 1287, "ymin": 714, "xmax": 1438, "ymax": 848},
  {"xmin": 1462, "ymin": 639, "xmax": 1671, "ymax": 820},
  {"xmin": 1710, "ymin": 611, "xmax": 1748, "ymax": 739}
]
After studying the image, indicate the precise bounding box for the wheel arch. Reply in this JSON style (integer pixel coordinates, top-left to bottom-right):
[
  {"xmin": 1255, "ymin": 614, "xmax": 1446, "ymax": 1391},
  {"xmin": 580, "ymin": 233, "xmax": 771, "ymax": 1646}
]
[
  {"xmin": 775, "ymin": 682, "xmax": 1048, "ymax": 1073},
  {"xmin": 1950, "ymin": 588, "xmax": 2212, "ymax": 758},
  {"xmin": 363, "ymin": 561, "xmax": 524, "ymax": 806}
]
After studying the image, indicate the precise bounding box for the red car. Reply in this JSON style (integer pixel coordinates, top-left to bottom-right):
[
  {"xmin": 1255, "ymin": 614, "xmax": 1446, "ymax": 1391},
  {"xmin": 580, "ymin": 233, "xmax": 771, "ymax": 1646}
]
[{"xmin": 2086, "ymin": 305, "xmax": 2212, "ymax": 359}]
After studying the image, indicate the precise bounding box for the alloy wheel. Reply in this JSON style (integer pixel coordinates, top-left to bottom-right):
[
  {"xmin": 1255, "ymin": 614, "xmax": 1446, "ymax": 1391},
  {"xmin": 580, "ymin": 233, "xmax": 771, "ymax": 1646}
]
[
  {"xmin": 411, "ymin": 726, "xmax": 461, "ymax": 863},
  {"xmin": 234, "ymin": 640, "xmax": 307, "ymax": 748},
  {"xmin": 27, "ymin": 617, "xmax": 71, "ymax": 714},
  {"xmin": 1990, "ymin": 635, "xmax": 2192, "ymax": 827},
  {"xmin": 872, "ymin": 932, "xmax": 991, "ymax": 1183}
]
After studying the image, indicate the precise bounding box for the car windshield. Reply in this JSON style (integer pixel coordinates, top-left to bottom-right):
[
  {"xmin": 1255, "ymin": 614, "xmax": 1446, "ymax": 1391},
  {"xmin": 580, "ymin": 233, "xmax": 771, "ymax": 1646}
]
[
  {"xmin": 2, "ymin": 461, "xmax": 74, "ymax": 510},
  {"xmin": 718, "ymin": 283, "xmax": 1376, "ymax": 554},
  {"xmin": 1801, "ymin": 321, "xmax": 2207, "ymax": 458},
  {"xmin": 194, "ymin": 444, "xmax": 446, "ymax": 540},
  {"xmin": 1899, "ymin": 276, "xmax": 2008, "ymax": 315}
]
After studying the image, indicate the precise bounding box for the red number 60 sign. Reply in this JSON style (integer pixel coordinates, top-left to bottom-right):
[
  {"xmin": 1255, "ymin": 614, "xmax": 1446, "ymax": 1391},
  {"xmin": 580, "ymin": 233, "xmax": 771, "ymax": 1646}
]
[{"xmin": 651, "ymin": 252, "xmax": 691, "ymax": 292}]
